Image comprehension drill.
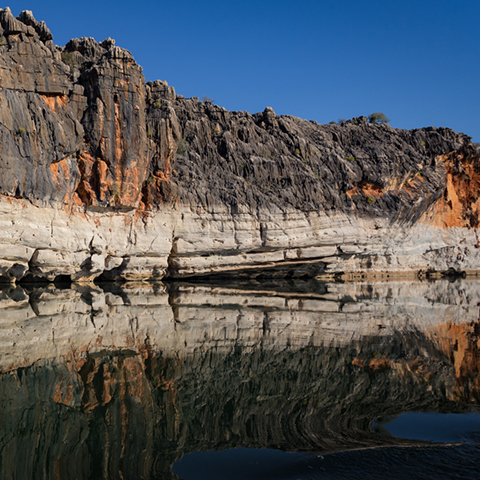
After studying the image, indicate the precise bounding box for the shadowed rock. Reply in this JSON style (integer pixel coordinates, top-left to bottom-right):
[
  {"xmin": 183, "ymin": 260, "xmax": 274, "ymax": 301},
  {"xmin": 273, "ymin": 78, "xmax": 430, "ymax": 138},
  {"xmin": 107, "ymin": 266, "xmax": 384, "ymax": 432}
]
[
  {"xmin": 0, "ymin": 9, "xmax": 479, "ymax": 283},
  {"xmin": 0, "ymin": 279, "xmax": 479, "ymax": 479}
]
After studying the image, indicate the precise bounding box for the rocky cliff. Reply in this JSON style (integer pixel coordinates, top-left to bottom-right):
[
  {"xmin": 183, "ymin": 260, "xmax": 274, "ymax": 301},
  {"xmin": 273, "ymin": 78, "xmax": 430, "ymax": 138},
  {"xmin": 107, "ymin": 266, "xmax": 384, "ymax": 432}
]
[{"xmin": 1, "ymin": 7, "xmax": 480, "ymax": 283}]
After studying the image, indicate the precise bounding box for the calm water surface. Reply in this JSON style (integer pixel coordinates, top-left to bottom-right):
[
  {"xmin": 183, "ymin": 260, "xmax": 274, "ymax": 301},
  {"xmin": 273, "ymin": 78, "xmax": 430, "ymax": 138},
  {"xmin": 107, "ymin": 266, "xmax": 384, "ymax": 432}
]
[{"xmin": 0, "ymin": 278, "xmax": 479, "ymax": 479}]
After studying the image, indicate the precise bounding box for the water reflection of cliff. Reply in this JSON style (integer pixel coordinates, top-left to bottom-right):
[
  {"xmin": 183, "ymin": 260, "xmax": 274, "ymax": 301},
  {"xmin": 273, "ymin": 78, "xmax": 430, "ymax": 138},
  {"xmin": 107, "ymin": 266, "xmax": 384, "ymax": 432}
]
[{"xmin": 0, "ymin": 279, "xmax": 479, "ymax": 479}]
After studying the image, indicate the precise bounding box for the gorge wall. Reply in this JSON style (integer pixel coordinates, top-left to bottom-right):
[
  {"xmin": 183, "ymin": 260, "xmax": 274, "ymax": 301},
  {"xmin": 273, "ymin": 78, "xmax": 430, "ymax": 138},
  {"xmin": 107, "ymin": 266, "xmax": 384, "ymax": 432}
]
[{"xmin": 1, "ymin": 7, "xmax": 480, "ymax": 283}]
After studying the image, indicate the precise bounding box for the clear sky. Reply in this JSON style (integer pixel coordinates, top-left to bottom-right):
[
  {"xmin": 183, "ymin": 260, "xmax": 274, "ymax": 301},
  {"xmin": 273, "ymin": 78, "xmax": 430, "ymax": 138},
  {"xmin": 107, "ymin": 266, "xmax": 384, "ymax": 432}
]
[{"xmin": 9, "ymin": 0, "xmax": 480, "ymax": 141}]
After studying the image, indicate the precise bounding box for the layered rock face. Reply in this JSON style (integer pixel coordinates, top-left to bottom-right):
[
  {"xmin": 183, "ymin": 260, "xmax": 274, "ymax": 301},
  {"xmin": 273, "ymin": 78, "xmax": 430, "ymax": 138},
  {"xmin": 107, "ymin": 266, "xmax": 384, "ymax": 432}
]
[
  {"xmin": 0, "ymin": 279, "xmax": 480, "ymax": 478},
  {"xmin": 2, "ymin": 279, "xmax": 480, "ymax": 403},
  {"xmin": 1, "ymin": 8, "xmax": 480, "ymax": 283}
]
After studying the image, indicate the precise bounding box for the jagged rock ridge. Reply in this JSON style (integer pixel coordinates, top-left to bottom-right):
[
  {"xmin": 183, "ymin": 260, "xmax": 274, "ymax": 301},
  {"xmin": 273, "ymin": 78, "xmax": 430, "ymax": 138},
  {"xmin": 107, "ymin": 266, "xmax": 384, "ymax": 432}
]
[{"xmin": 0, "ymin": 7, "xmax": 480, "ymax": 283}]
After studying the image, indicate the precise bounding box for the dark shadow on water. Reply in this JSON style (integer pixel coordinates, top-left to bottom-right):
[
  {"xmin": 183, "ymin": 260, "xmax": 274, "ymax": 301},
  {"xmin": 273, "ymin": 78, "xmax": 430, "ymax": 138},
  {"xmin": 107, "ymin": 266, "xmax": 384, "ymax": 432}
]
[
  {"xmin": 174, "ymin": 441, "xmax": 480, "ymax": 480},
  {"xmin": 375, "ymin": 411, "xmax": 480, "ymax": 443}
]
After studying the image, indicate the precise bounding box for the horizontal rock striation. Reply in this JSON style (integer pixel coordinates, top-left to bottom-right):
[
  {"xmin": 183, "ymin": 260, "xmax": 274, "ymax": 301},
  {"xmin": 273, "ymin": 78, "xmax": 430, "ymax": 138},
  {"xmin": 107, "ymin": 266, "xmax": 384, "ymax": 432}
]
[
  {"xmin": 0, "ymin": 279, "xmax": 479, "ymax": 478},
  {"xmin": 0, "ymin": 8, "xmax": 480, "ymax": 282},
  {"xmin": 1, "ymin": 279, "xmax": 480, "ymax": 403}
]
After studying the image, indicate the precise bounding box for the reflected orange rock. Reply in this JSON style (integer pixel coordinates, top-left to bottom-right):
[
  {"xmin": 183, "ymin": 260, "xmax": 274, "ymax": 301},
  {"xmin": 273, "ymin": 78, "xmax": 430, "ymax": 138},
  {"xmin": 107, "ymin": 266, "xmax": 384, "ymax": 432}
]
[{"xmin": 434, "ymin": 320, "xmax": 480, "ymax": 404}]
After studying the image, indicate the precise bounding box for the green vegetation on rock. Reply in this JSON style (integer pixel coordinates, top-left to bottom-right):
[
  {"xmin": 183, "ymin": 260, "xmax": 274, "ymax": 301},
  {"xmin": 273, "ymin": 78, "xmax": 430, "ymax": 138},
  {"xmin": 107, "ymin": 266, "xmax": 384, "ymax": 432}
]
[{"xmin": 368, "ymin": 112, "xmax": 390, "ymax": 124}]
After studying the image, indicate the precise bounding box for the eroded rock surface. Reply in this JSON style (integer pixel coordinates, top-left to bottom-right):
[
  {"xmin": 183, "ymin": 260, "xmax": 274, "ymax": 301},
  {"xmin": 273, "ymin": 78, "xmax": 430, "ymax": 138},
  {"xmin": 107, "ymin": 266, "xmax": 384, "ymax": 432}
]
[{"xmin": 0, "ymin": 8, "xmax": 480, "ymax": 283}]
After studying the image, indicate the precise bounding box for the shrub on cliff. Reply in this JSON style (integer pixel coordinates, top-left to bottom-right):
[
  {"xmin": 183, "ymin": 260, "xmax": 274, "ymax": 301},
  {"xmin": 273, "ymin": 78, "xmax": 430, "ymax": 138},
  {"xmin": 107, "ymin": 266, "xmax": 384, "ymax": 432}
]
[
  {"xmin": 368, "ymin": 112, "xmax": 390, "ymax": 124},
  {"xmin": 61, "ymin": 51, "xmax": 77, "ymax": 70},
  {"xmin": 177, "ymin": 138, "xmax": 189, "ymax": 155}
]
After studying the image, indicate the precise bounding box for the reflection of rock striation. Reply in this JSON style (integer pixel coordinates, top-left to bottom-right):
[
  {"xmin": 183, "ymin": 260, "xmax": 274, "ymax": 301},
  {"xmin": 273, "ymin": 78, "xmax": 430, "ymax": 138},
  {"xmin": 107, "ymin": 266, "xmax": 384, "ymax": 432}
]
[
  {"xmin": 1, "ymin": 9, "xmax": 480, "ymax": 282},
  {"xmin": 1, "ymin": 279, "xmax": 480, "ymax": 372},
  {"xmin": 1, "ymin": 279, "xmax": 480, "ymax": 479},
  {"xmin": 1, "ymin": 279, "xmax": 480, "ymax": 478}
]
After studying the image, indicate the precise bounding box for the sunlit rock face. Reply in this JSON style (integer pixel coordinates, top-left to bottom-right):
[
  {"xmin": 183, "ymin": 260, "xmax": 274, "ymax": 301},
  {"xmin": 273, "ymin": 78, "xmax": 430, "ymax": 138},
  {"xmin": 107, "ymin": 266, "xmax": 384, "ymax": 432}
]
[
  {"xmin": 0, "ymin": 279, "xmax": 479, "ymax": 479},
  {"xmin": 1, "ymin": 8, "xmax": 480, "ymax": 283}
]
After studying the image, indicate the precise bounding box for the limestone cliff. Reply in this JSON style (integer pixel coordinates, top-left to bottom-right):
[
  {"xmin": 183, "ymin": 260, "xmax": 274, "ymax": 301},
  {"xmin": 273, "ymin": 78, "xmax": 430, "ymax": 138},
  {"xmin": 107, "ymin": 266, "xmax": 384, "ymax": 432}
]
[{"xmin": 1, "ymin": 7, "xmax": 480, "ymax": 283}]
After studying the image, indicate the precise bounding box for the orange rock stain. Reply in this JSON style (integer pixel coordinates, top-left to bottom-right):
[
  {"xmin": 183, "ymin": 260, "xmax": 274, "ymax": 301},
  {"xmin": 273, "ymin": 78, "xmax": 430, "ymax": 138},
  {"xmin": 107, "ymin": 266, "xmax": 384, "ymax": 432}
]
[
  {"xmin": 346, "ymin": 182, "xmax": 383, "ymax": 199},
  {"xmin": 422, "ymin": 150, "xmax": 480, "ymax": 228},
  {"xmin": 40, "ymin": 94, "xmax": 68, "ymax": 113}
]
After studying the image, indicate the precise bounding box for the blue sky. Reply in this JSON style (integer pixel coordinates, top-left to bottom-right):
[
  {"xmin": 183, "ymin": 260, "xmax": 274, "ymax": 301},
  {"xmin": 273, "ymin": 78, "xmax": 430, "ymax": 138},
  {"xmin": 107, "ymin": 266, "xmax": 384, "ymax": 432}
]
[{"xmin": 10, "ymin": 0, "xmax": 480, "ymax": 141}]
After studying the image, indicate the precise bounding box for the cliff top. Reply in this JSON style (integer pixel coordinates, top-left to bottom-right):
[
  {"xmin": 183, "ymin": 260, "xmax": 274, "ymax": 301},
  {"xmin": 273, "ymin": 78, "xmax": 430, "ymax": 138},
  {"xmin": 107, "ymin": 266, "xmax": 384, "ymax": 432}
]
[{"xmin": 0, "ymin": 8, "xmax": 479, "ymax": 226}]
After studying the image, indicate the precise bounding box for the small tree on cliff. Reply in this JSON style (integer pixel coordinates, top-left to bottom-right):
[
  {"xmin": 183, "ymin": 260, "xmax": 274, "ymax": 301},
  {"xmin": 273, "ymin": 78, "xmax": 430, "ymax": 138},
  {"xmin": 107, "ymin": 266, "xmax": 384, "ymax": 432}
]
[{"xmin": 368, "ymin": 112, "xmax": 390, "ymax": 124}]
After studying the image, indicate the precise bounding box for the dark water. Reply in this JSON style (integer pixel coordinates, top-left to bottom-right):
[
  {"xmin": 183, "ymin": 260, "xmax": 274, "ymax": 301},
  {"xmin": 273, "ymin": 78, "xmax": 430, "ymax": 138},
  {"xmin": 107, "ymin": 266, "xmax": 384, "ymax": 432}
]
[
  {"xmin": 174, "ymin": 442, "xmax": 480, "ymax": 480},
  {"xmin": 0, "ymin": 278, "xmax": 480, "ymax": 479},
  {"xmin": 174, "ymin": 413, "xmax": 480, "ymax": 480},
  {"xmin": 376, "ymin": 412, "xmax": 480, "ymax": 443}
]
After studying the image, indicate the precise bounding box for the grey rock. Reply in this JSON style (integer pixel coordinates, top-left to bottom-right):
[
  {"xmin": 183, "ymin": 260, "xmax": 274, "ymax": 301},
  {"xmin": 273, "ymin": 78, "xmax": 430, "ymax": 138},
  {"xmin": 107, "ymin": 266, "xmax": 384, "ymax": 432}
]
[
  {"xmin": 0, "ymin": 9, "xmax": 479, "ymax": 282},
  {"xmin": 0, "ymin": 7, "xmax": 29, "ymax": 36},
  {"xmin": 16, "ymin": 10, "xmax": 53, "ymax": 42}
]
